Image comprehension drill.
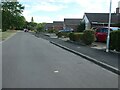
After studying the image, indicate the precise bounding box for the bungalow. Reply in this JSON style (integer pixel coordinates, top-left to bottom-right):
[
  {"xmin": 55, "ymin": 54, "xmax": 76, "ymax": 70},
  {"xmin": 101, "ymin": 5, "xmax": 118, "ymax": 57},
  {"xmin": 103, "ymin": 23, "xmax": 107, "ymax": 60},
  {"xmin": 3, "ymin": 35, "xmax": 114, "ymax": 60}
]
[
  {"xmin": 83, "ymin": 13, "xmax": 120, "ymax": 30},
  {"xmin": 83, "ymin": 2, "xmax": 120, "ymax": 30},
  {"xmin": 44, "ymin": 23, "xmax": 54, "ymax": 30},
  {"xmin": 64, "ymin": 18, "xmax": 82, "ymax": 31},
  {"xmin": 53, "ymin": 21, "xmax": 64, "ymax": 31}
]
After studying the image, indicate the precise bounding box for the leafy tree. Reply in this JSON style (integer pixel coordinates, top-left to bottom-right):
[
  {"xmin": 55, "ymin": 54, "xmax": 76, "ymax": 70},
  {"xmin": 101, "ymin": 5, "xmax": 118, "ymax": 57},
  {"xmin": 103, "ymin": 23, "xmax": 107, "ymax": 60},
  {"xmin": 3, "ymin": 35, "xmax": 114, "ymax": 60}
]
[
  {"xmin": 15, "ymin": 16, "xmax": 26, "ymax": 30},
  {"xmin": 77, "ymin": 22, "xmax": 85, "ymax": 32},
  {"xmin": 2, "ymin": 1, "xmax": 25, "ymax": 31},
  {"xmin": 36, "ymin": 23, "xmax": 46, "ymax": 32},
  {"xmin": 24, "ymin": 21, "xmax": 37, "ymax": 30}
]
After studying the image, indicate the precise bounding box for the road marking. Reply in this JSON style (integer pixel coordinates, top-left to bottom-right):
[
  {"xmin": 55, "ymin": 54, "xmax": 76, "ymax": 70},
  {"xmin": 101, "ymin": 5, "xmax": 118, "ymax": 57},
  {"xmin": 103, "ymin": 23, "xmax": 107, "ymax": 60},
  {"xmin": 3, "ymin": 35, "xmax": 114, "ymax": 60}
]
[{"xmin": 54, "ymin": 70, "xmax": 59, "ymax": 73}]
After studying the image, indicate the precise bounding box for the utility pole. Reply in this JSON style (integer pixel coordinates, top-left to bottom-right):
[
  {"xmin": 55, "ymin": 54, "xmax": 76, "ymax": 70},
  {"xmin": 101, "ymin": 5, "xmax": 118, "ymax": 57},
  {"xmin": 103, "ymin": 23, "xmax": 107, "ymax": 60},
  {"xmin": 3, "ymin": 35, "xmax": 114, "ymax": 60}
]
[{"xmin": 106, "ymin": 0, "xmax": 112, "ymax": 52}]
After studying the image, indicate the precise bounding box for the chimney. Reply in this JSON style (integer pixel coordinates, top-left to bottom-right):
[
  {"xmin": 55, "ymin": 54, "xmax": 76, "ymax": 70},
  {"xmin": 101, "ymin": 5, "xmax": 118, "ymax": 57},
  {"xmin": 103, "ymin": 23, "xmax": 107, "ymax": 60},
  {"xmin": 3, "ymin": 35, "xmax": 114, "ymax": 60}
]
[
  {"xmin": 116, "ymin": 8, "xmax": 120, "ymax": 14},
  {"xmin": 116, "ymin": 1, "xmax": 120, "ymax": 14}
]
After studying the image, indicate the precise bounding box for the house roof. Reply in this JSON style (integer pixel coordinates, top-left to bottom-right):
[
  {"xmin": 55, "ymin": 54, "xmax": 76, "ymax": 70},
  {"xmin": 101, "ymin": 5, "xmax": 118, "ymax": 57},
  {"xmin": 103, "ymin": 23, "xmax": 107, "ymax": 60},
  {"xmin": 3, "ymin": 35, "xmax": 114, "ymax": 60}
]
[
  {"xmin": 64, "ymin": 18, "xmax": 82, "ymax": 25},
  {"xmin": 53, "ymin": 21, "xmax": 64, "ymax": 26},
  {"xmin": 85, "ymin": 13, "xmax": 120, "ymax": 24},
  {"xmin": 44, "ymin": 23, "xmax": 53, "ymax": 29},
  {"xmin": 45, "ymin": 23, "xmax": 53, "ymax": 27}
]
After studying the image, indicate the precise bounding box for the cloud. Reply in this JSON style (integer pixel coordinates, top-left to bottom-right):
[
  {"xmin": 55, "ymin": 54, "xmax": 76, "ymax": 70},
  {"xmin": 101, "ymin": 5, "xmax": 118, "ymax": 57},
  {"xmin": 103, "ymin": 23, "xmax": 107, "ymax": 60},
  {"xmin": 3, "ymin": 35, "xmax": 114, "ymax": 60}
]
[
  {"xmin": 74, "ymin": 0, "xmax": 119, "ymax": 13},
  {"xmin": 31, "ymin": 2, "xmax": 67, "ymax": 12},
  {"xmin": 33, "ymin": 16, "xmax": 53, "ymax": 23},
  {"xmin": 20, "ymin": 0, "xmax": 119, "ymax": 23},
  {"xmin": 19, "ymin": 0, "xmax": 73, "ymax": 3}
]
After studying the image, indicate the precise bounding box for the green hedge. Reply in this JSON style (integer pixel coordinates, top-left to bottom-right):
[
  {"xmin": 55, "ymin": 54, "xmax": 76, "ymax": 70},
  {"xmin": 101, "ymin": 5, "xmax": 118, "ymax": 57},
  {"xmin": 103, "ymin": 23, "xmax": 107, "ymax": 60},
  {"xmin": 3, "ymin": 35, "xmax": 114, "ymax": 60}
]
[
  {"xmin": 69, "ymin": 33, "xmax": 83, "ymax": 41},
  {"xmin": 110, "ymin": 30, "xmax": 120, "ymax": 51},
  {"xmin": 47, "ymin": 29, "xmax": 57, "ymax": 33},
  {"xmin": 56, "ymin": 32, "xmax": 70, "ymax": 38},
  {"xmin": 69, "ymin": 30, "xmax": 95, "ymax": 45},
  {"xmin": 82, "ymin": 30, "xmax": 96, "ymax": 45},
  {"xmin": 69, "ymin": 33, "xmax": 74, "ymax": 41}
]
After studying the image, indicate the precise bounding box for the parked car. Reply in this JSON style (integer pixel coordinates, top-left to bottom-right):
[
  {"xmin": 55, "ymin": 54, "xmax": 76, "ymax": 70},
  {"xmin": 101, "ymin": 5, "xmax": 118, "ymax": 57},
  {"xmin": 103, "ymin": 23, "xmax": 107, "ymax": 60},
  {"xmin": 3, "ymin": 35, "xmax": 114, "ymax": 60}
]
[
  {"xmin": 95, "ymin": 27, "xmax": 118, "ymax": 42},
  {"xmin": 117, "ymin": 28, "xmax": 120, "ymax": 30},
  {"xmin": 24, "ymin": 29, "xmax": 28, "ymax": 32}
]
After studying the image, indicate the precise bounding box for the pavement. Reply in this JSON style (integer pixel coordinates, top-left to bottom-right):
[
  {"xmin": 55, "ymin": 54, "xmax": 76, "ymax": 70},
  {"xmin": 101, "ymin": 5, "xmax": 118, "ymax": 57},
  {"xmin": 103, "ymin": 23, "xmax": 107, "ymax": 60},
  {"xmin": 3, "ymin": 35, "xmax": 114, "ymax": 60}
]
[
  {"xmin": 35, "ymin": 32, "xmax": 120, "ymax": 75},
  {"xmin": 2, "ymin": 32, "xmax": 118, "ymax": 88}
]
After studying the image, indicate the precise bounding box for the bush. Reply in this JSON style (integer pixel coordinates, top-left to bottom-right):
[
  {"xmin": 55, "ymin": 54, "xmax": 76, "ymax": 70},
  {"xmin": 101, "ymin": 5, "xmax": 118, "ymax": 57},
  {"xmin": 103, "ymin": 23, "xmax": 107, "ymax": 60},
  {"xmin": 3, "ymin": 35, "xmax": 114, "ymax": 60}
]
[
  {"xmin": 56, "ymin": 32, "xmax": 70, "ymax": 38},
  {"xmin": 47, "ymin": 29, "xmax": 56, "ymax": 33},
  {"xmin": 69, "ymin": 30, "xmax": 95, "ymax": 45},
  {"xmin": 82, "ymin": 30, "xmax": 96, "ymax": 45},
  {"xmin": 77, "ymin": 22, "xmax": 85, "ymax": 32},
  {"xmin": 110, "ymin": 30, "xmax": 120, "ymax": 51},
  {"xmin": 73, "ymin": 33, "xmax": 83, "ymax": 41},
  {"xmin": 69, "ymin": 32, "xmax": 83, "ymax": 41},
  {"xmin": 56, "ymin": 32, "xmax": 62, "ymax": 38},
  {"xmin": 69, "ymin": 32, "xmax": 74, "ymax": 41}
]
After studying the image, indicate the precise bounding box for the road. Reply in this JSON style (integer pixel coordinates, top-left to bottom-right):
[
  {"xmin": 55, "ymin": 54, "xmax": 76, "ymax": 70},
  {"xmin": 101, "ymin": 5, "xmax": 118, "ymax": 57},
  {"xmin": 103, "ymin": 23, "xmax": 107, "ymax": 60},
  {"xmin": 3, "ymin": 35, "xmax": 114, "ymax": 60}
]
[{"xmin": 2, "ymin": 32, "xmax": 118, "ymax": 88}]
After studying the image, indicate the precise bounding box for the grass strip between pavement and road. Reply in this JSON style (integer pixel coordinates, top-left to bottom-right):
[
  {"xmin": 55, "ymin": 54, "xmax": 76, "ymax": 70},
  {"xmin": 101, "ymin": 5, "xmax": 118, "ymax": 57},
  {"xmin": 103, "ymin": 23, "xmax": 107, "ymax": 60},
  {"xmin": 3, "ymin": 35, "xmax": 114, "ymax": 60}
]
[{"xmin": 0, "ymin": 30, "xmax": 17, "ymax": 41}]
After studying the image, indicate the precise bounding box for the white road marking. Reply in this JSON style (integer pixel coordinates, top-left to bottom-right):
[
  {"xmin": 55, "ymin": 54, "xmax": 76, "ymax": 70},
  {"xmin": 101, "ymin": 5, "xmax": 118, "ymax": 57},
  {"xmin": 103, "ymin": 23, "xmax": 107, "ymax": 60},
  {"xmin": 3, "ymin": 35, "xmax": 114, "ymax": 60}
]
[{"xmin": 54, "ymin": 70, "xmax": 59, "ymax": 73}]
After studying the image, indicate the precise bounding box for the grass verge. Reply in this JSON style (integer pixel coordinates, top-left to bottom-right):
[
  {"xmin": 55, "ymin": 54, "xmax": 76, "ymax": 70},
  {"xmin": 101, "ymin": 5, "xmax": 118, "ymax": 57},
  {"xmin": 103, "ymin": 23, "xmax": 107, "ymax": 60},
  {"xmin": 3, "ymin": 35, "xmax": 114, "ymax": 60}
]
[{"xmin": 0, "ymin": 30, "xmax": 17, "ymax": 41}]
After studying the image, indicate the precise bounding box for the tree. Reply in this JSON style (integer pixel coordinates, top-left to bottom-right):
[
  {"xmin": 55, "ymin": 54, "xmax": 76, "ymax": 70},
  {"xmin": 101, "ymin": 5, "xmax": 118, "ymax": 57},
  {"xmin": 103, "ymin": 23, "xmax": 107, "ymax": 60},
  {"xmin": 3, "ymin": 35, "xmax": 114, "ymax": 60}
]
[
  {"xmin": 36, "ymin": 23, "xmax": 46, "ymax": 32},
  {"xmin": 31, "ymin": 17, "xmax": 34, "ymax": 22},
  {"xmin": 15, "ymin": 16, "xmax": 26, "ymax": 29},
  {"xmin": 24, "ymin": 21, "xmax": 37, "ymax": 30},
  {"xmin": 2, "ymin": 1, "xmax": 25, "ymax": 31},
  {"xmin": 77, "ymin": 22, "xmax": 85, "ymax": 32}
]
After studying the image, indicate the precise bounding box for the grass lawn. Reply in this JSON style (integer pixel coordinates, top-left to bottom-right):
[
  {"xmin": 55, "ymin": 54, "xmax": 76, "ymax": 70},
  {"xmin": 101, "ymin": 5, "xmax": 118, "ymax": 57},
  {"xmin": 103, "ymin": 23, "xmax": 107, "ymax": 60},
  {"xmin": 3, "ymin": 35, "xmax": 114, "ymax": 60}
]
[{"xmin": 0, "ymin": 30, "xmax": 17, "ymax": 41}]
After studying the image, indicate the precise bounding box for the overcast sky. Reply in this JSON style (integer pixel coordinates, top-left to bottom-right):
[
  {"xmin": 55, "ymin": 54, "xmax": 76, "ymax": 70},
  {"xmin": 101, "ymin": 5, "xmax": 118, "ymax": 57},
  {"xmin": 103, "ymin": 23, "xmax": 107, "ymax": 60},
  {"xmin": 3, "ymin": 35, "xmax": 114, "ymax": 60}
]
[{"xmin": 19, "ymin": 0, "xmax": 120, "ymax": 23}]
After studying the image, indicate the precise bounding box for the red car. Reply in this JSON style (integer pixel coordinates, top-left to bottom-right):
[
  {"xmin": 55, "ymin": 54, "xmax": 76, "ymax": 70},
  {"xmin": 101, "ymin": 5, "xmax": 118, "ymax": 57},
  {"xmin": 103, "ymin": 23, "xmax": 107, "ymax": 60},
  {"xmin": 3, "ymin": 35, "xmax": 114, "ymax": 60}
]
[{"xmin": 95, "ymin": 27, "xmax": 112, "ymax": 42}]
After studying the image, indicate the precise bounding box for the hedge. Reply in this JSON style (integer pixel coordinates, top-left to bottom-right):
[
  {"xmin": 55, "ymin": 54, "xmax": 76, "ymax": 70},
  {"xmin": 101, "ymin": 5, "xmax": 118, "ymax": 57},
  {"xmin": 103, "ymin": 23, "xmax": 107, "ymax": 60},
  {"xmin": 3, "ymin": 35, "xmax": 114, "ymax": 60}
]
[
  {"xmin": 69, "ymin": 30, "xmax": 95, "ymax": 45},
  {"xmin": 47, "ymin": 29, "xmax": 57, "ymax": 33},
  {"xmin": 110, "ymin": 30, "xmax": 120, "ymax": 51},
  {"xmin": 82, "ymin": 30, "xmax": 96, "ymax": 45},
  {"xmin": 56, "ymin": 32, "xmax": 70, "ymax": 38},
  {"xmin": 69, "ymin": 33, "xmax": 83, "ymax": 41}
]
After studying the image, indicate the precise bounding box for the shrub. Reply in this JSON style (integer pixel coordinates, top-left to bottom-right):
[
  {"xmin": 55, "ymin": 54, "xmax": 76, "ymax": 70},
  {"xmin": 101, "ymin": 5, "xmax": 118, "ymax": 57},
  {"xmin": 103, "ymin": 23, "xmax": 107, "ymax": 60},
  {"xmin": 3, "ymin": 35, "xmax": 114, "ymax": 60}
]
[
  {"xmin": 47, "ymin": 29, "xmax": 56, "ymax": 33},
  {"xmin": 82, "ymin": 30, "xmax": 96, "ymax": 45},
  {"xmin": 56, "ymin": 32, "xmax": 70, "ymax": 38},
  {"xmin": 69, "ymin": 32, "xmax": 74, "ymax": 41},
  {"xmin": 110, "ymin": 30, "xmax": 120, "ymax": 51},
  {"xmin": 56, "ymin": 32, "xmax": 62, "ymax": 38},
  {"xmin": 77, "ymin": 22, "xmax": 85, "ymax": 32},
  {"xmin": 73, "ymin": 33, "xmax": 83, "ymax": 41},
  {"xmin": 110, "ymin": 31, "xmax": 117, "ymax": 50},
  {"xmin": 69, "ymin": 32, "xmax": 83, "ymax": 41}
]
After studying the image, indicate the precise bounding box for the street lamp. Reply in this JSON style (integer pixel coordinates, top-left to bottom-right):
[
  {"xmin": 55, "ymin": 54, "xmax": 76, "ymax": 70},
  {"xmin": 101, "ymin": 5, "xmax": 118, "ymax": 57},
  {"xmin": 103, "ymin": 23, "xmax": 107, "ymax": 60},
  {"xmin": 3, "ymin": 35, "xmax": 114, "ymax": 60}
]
[{"xmin": 106, "ymin": 0, "xmax": 112, "ymax": 52}]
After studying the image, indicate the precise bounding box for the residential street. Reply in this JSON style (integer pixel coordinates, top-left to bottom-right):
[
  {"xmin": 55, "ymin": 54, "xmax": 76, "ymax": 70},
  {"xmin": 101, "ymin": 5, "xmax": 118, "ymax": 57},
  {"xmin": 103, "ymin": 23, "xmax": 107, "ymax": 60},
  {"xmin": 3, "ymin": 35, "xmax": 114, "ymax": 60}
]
[{"xmin": 2, "ymin": 32, "xmax": 118, "ymax": 88}]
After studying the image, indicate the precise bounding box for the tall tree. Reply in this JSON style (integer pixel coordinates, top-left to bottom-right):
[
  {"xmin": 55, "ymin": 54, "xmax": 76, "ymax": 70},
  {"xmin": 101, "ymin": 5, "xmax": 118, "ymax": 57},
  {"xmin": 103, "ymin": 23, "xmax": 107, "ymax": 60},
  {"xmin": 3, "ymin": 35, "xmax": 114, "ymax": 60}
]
[
  {"xmin": 36, "ymin": 23, "xmax": 46, "ymax": 32},
  {"xmin": 31, "ymin": 17, "xmax": 34, "ymax": 22},
  {"xmin": 2, "ymin": 1, "xmax": 25, "ymax": 31},
  {"xmin": 77, "ymin": 22, "xmax": 85, "ymax": 32}
]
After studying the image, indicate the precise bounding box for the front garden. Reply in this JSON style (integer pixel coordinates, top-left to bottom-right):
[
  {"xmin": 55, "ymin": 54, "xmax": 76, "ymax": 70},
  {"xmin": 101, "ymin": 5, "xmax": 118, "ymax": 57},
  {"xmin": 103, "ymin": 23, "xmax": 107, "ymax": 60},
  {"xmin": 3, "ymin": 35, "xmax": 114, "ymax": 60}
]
[{"xmin": 55, "ymin": 29, "xmax": 120, "ymax": 52}]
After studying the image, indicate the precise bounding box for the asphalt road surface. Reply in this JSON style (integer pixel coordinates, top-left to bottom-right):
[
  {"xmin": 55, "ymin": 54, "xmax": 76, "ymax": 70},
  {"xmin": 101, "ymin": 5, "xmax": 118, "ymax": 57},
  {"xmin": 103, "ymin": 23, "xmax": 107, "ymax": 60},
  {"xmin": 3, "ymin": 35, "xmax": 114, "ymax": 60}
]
[{"xmin": 2, "ymin": 32, "xmax": 118, "ymax": 88}]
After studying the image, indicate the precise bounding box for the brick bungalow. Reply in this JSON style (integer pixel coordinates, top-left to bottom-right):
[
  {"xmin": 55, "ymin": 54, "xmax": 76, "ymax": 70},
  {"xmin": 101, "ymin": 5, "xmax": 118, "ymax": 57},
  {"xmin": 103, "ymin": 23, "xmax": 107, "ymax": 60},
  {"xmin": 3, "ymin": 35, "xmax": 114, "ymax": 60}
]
[
  {"xmin": 53, "ymin": 21, "xmax": 64, "ymax": 31},
  {"xmin": 64, "ymin": 18, "xmax": 82, "ymax": 31},
  {"xmin": 83, "ymin": 13, "xmax": 120, "ymax": 30},
  {"xmin": 44, "ymin": 23, "xmax": 54, "ymax": 30},
  {"xmin": 83, "ymin": 2, "xmax": 120, "ymax": 30}
]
